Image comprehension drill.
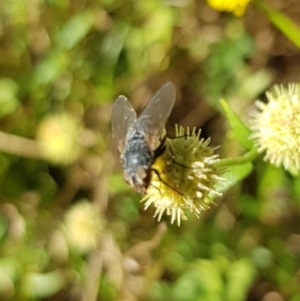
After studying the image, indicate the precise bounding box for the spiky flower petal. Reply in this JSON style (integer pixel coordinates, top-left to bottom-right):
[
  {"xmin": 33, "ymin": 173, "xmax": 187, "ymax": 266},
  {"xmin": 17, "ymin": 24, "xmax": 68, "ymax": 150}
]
[
  {"xmin": 250, "ymin": 83, "xmax": 300, "ymax": 173},
  {"xmin": 142, "ymin": 126, "xmax": 224, "ymax": 226},
  {"xmin": 207, "ymin": 0, "xmax": 251, "ymax": 16}
]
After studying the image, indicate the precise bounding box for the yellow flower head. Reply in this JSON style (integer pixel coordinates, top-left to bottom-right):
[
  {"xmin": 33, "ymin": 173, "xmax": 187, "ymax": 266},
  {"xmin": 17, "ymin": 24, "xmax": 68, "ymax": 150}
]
[
  {"xmin": 36, "ymin": 113, "xmax": 81, "ymax": 165},
  {"xmin": 63, "ymin": 200, "xmax": 104, "ymax": 253},
  {"xmin": 250, "ymin": 83, "xmax": 300, "ymax": 173},
  {"xmin": 206, "ymin": 0, "xmax": 251, "ymax": 16},
  {"xmin": 142, "ymin": 126, "xmax": 224, "ymax": 226}
]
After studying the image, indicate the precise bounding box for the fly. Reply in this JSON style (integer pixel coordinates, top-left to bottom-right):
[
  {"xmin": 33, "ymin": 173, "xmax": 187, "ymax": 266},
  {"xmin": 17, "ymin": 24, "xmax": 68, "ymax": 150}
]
[{"xmin": 111, "ymin": 82, "xmax": 176, "ymax": 193}]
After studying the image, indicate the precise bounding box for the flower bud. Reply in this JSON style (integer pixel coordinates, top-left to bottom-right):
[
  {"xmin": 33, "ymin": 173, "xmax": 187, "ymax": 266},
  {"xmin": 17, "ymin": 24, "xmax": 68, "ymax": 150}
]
[
  {"xmin": 250, "ymin": 83, "xmax": 300, "ymax": 173},
  {"xmin": 142, "ymin": 125, "xmax": 224, "ymax": 226},
  {"xmin": 36, "ymin": 113, "xmax": 81, "ymax": 164},
  {"xmin": 63, "ymin": 200, "xmax": 103, "ymax": 253}
]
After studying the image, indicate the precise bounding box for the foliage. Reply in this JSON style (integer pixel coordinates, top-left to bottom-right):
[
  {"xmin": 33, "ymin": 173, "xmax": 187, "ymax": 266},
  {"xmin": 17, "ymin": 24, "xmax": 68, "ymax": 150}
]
[{"xmin": 0, "ymin": 0, "xmax": 300, "ymax": 300}]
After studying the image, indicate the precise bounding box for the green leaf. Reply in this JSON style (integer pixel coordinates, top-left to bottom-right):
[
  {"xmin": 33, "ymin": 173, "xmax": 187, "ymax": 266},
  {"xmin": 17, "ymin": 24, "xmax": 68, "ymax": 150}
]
[
  {"xmin": 172, "ymin": 260, "xmax": 224, "ymax": 301},
  {"xmin": 21, "ymin": 271, "xmax": 65, "ymax": 298},
  {"xmin": 257, "ymin": 163, "xmax": 286, "ymax": 199},
  {"xmin": 226, "ymin": 258, "xmax": 257, "ymax": 301},
  {"xmin": 33, "ymin": 50, "xmax": 68, "ymax": 85},
  {"xmin": 55, "ymin": 10, "xmax": 95, "ymax": 50},
  {"xmin": 236, "ymin": 69, "xmax": 272, "ymax": 100},
  {"xmin": 218, "ymin": 162, "xmax": 253, "ymax": 193},
  {"xmin": 255, "ymin": 1, "xmax": 300, "ymax": 49},
  {"xmin": 0, "ymin": 78, "xmax": 19, "ymax": 118},
  {"xmin": 220, "ymin": 99, "xmax": 253, "ymax": 150}
]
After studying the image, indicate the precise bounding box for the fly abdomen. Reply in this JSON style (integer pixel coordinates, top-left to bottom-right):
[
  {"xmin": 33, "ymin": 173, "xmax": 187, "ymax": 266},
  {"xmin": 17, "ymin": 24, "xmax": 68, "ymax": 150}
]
[{"xmin": 123, "ymin": 135, "xmax": 153, "ymax": 172}]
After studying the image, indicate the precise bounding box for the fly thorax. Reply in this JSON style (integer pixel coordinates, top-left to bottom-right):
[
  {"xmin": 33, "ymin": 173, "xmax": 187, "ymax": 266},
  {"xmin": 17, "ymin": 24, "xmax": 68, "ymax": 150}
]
[{"xmin": 123, "ymin": 135, "xmax": 153, "ymax": 177}]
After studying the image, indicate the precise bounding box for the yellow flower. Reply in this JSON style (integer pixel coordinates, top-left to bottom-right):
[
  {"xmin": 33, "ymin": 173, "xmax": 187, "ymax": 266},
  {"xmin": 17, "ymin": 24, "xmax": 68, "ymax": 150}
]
[
  {"xmin": 206, "ymin": 0, "xmax": 251, "ymax": 16},
  {"xmin": 36, "ymin": 113, "xmax": 81, "ymax": 165},
  {"xmin": 63, "ymin": 200, "xmax": 103, "ymax": 253},
  {"xmin": 250, "ymin": 83, "xmax": 300, "ymax": 173},
  {"xmin": 142, "ymin": 126, "xmax": 224, "ymax": 226}
]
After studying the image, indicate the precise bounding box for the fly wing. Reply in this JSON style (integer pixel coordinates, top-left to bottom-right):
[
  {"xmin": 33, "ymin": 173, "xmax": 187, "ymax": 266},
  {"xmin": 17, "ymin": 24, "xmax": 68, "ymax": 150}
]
[
  {"xmin": 111, "ymin": 95, "xmax": 137, "ymax": 153},
  {"xmin": 136, "ymin": 82, "xmax": 176, "ymax": 150}
]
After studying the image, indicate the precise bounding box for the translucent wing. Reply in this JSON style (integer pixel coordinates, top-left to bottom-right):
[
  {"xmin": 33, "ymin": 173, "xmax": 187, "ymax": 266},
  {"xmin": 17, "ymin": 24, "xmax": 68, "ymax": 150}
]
[
  {"xmin": 136, "ymin": 82, "xmax": 176, "ymax": 150},
  {"xmin": 111, "ymin": 95, "xmax": 137, "ymax": 152}
]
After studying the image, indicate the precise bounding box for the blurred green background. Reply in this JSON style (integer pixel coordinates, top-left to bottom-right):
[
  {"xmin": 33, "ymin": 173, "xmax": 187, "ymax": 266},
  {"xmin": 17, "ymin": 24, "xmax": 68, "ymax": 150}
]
[{"xmin": 0, "ymin": 0, "xmax": 300, "ymax": 300}]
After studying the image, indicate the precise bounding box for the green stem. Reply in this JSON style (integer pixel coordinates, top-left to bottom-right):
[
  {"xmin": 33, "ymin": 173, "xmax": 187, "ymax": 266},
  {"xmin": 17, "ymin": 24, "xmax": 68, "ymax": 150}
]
[{"xmin": 216, "ymin": 147, "xmax": 258, "ymax": 167}]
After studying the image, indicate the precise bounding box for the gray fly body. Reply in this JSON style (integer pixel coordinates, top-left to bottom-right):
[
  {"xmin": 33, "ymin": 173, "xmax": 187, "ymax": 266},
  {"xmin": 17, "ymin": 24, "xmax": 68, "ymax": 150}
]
[{"xmin": 111, "ymin": 82, "xmax": 176, "ymax": 192}]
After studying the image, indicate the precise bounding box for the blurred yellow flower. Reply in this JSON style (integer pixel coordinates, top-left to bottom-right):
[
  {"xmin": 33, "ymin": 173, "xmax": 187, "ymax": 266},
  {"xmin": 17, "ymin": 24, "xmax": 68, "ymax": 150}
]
[
  {"xmin": 250, "ymin": 83, "xmax": 300, "ymax": 173},
  {"xmin": 36, "ymin": 113, "xmax": 81, "ymax": 165},
  {"xmin": 142, "ymin": 126, "xmax": 224, "ymax": 226},
  {"xmin": 63, "ymin": 200, "xmax": 103, "ymax": 253},
  {"xmin": 207, "ymin": 0, "xmax": 251, "ymax": 16}
]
